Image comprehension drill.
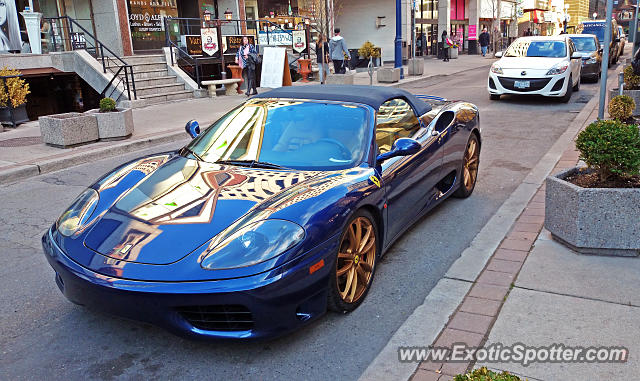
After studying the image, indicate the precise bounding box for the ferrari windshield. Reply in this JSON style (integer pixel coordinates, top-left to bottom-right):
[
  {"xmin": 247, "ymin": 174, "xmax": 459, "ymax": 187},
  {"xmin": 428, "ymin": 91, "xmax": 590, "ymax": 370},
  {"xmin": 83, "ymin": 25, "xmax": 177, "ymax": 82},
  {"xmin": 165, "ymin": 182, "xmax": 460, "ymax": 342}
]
[
  {"xmin": 571, "ymin": 36, "xmax": 597, "ymax": 52},
  {"xmin": 505, "ymin": 40, "xmax": 567, "ymax": 58},
  {"xmin": 184, "ymin": 99, "xmax": 370, "ymax": 170}
]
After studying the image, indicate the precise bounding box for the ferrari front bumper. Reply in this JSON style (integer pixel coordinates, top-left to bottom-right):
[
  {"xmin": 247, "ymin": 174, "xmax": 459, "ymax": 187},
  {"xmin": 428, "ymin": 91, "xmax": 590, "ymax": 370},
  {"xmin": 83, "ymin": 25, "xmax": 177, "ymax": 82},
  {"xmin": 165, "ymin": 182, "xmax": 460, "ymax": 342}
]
[{"xmin": 42, "ymin": 228, "xmax": 338, "ymax": 340}]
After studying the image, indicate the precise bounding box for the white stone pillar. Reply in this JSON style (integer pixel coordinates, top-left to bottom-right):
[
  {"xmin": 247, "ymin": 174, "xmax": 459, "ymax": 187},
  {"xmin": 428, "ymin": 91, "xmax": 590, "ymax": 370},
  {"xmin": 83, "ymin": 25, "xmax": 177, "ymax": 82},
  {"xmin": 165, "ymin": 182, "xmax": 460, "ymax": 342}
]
[
  {"xmin": 468, "ymin": 0, "xmax": 481, "ymax": 54},
  {"xmin": 20, "ymin": 11, "xmax": 42, "ymax": 54},
  {"xmin": 438, "ymin": 0, "xmax": 450, "ymax": 56}
]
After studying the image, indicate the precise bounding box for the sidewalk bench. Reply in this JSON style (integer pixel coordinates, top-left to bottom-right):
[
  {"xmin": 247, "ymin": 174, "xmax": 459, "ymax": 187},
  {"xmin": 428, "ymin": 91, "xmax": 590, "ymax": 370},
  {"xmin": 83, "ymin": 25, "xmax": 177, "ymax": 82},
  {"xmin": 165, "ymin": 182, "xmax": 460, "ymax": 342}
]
[{"xmin": 201, "ymin": 79, "xmax": 242, "ymax": 97}]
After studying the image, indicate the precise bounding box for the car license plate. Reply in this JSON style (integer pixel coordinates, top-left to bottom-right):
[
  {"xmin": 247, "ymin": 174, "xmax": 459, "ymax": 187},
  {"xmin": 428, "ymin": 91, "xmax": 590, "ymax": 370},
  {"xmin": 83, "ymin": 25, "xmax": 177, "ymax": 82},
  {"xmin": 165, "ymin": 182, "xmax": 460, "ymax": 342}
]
[{"xmin": 514, "ymin": 80, "xmax": 530, "ymax": 89}]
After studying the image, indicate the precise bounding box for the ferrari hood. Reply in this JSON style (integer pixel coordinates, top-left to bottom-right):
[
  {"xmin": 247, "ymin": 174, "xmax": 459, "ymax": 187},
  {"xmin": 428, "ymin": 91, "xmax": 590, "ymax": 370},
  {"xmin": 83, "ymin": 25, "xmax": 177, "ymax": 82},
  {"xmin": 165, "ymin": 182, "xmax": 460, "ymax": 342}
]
[
  {"xmin": 496, "ymin": 56, "xmax": 566, "ymax": 70},
  {"xmin": 84, "ymin": 156, "xmax": 324, "ymax": 265}
]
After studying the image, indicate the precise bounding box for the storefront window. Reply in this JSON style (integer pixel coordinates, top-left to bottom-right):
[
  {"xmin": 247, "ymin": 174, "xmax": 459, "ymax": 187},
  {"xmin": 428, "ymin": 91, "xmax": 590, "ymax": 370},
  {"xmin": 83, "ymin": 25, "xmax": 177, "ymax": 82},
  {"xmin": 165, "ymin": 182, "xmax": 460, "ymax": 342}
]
[{"xmin": 127, "ymin": 0, "xmax": 178, "ymax": 51}]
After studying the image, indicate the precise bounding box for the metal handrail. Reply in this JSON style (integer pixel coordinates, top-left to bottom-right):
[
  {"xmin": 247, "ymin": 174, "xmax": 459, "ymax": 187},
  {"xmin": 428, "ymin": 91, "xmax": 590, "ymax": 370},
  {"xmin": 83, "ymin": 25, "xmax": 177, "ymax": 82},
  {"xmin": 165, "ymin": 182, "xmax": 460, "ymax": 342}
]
[
  {"xmin": 43, "ymin": 16, "xmax": 136, "ymax": 101},
  {"xmin": 166, "ymin": 38, "xmax": 202, "ymax": 88}
]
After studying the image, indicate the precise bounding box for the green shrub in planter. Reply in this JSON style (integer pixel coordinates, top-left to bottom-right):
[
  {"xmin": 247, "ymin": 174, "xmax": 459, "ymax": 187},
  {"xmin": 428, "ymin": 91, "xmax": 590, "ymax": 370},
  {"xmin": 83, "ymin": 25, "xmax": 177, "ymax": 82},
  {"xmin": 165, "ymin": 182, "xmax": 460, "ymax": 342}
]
[
  {"xmin": 608, "ymin": 95, "xmax": 635, "ymax": 121},
  {"xmin": 453, "ymin": 367, "xmax": 522, "ymax": 381},
  {"xmin": 99, "ymin": 97, "xmax": 117, "ymax": 112},
  {"xmin": 624, "ymin": 65, "xmax": 640, "ymax": 90},
  {"xmin": 575, "ymin": 119, "xmax": 640, "ymax": 181}
]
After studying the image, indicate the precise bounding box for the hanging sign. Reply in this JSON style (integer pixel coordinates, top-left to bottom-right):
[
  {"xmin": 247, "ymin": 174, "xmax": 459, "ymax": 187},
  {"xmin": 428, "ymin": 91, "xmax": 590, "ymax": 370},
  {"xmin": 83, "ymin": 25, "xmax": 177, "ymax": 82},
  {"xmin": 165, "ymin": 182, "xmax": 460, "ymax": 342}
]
[
  {"xmin": 258, "ymin": 30, "xmax": 292, "ymax": 46},
  {"xmin": 292, "ymin": 30, "xmax": 307, "ymax": 53},
  {"xmin": 201, "ymin": 27, "xmax": 219, "ymax": 56},
  {"xmin": 225, "ymin": 35, "xmax": 256, "ymax": 54}
]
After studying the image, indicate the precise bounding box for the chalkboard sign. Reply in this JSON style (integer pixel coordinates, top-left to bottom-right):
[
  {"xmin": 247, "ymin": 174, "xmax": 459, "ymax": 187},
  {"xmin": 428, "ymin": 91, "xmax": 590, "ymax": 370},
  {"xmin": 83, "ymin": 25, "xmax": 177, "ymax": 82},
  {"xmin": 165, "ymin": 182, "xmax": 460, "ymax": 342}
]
[{"xmin": 185, "ymin": 35, "xmax": 202, "ymax": 56}]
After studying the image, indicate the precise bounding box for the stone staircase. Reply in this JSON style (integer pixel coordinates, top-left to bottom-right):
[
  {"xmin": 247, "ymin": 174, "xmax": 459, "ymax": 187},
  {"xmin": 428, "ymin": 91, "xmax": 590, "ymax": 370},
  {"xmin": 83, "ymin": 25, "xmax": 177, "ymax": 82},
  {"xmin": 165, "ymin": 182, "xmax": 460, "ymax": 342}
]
[{"xmin": 106, "ymin": 54, "xmax": 193, "ymax": 105}]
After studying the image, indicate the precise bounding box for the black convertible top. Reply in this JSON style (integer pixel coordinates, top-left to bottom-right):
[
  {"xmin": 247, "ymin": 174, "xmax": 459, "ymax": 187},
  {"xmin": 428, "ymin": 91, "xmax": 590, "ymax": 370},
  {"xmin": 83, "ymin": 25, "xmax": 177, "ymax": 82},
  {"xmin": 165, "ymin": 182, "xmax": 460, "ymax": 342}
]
[{"xmin": 252, "ymin": 85, "xmax": 432, "ymax": 116}]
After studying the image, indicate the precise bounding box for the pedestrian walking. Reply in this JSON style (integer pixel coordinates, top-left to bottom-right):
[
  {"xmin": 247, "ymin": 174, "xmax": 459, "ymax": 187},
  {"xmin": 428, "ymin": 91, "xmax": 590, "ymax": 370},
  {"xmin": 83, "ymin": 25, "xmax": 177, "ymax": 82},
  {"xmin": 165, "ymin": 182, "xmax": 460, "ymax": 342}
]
[
  {"xmin": 235, "ymin": 36, "xmax": 258, "ymax": 96},
  {"xmin": 479, "ymin": 28, "xmax": 490, "ymax": 57},
  {"xmin": 329, "ymin": 27, "xmax": 350, "ymax": 74},
  {"xmin": 316, "ymin": 34, "xmax": 330, "ymax": 84},
  {"xmin": 441, "ymin": 30, "xmax": 450, "ymax": 62}
]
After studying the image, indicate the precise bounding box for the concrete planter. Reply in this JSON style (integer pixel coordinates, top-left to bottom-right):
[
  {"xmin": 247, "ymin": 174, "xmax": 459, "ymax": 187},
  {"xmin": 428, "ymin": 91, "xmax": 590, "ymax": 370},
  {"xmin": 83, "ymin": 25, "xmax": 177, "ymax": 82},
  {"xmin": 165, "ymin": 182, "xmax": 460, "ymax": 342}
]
[
  {"xmin": 39, "ymin": 112, "xmax": 99, "ymax": 148},
  {"xmin": 325, "ymin": 72, "xmax": 355, "ymax": 85},
  {"xmin": 86, "ymin": 108, "xmax": 133, "ymax": 140},
  {"xmin": 407, "ymin": 58, "xmax": 424, "ymax": 76},
  {"xmin": 545, "ymin": 167, "xmax": 640, "ymax": 256},
  {"xmin": 609, "ymin": 88, "xmax": 640, "ymax": 116},
  {"xmin": 377, "ymin": 67, "xmax": 401, "ymax": 83},
  {"xmin": 449, "ymin": 47, "xmax": 459, "ymax": 59}
]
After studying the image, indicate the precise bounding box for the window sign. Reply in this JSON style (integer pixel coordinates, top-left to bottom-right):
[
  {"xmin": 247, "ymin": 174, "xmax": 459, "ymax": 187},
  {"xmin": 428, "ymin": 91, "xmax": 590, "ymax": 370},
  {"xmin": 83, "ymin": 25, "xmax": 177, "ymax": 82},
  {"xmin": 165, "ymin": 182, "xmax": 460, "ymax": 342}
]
[
  {"xmin": 128, "ymin": 0, "xmax": 178, "ymax": 51},
  {"xmin": 258, "ymin": 30, "xmax": 292, "ymax": 46}
]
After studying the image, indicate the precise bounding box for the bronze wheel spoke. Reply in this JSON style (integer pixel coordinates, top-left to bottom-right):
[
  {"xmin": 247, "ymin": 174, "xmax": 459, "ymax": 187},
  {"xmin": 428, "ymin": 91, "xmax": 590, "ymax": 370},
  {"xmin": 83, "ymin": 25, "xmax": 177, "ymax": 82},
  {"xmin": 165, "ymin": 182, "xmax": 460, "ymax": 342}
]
[
  {"xmin": 348, "ymin": 225, "xmax": 357, "ymax": 252},
  {"xmin": 468, "ymin": 140, "xmax": 477, "ymax": 158},
  {"xmin": 361, "ymin": 238, "xmax": 375, "ymax": 255},
  {"xmin": 354, "ymin": 219, "xmax": 362, "ymax": 251},
  {"xmin": 340, "ymin": 267, "xmax": 355, "ymax": 299},
  {"xmin": 463, "ymin": 168, "xmax": 471, "ymax": 188},
  {"xmin": 349, "ymin": 268, "xmax": 358, "ymax": 302},
  {"xmin": 360, "ymin": 261, "xmax": 373, "ymax": 272},
  {"xmin": 337, "ymin": 262, "xmax": 352, "ymax": 277},
  {"xmin": 358, "ymin": 226, "xmax": 372, "ymax": 252},
  {"xmin": 338, "ymin": 252, "xmax": 353, "ymax": 259},
  {"xmin": 356, "ymin": 266, "xmax": 368, "ymax": 286}
]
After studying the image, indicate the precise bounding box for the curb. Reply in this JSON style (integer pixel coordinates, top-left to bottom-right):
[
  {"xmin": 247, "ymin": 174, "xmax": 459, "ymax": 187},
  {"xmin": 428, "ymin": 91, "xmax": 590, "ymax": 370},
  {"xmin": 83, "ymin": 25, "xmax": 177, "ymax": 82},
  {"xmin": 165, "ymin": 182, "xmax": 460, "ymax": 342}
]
[{"xmin": 409, "ymin": 70, "xmax": 616, "ymax": 381}]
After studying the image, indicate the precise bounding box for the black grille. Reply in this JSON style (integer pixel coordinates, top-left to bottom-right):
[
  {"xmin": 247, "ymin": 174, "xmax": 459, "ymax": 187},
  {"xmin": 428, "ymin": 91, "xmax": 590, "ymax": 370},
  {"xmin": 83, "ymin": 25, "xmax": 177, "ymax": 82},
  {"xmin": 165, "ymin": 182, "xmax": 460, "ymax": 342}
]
[
  {"xmin": 176, "ymin": 305, "xmax": 254, "ymax": 331},
  {"xmin": 488, "ymin": 77, "xmax": 497, "ymax": 90},
  {"xmin": 497, "ymin": 77, "xmax": 551, "ymax": 92},
  {"xmin": 551, "ymin": 78, "xmax": 565, "ymax": 91}
]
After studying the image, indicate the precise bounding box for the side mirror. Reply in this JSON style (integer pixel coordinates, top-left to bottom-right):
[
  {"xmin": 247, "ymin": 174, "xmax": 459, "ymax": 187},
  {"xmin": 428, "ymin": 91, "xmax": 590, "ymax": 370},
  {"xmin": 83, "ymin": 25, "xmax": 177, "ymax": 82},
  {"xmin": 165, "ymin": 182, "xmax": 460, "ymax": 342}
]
[
  {"xmin": 571, "ymin": 52, "xmax": 582, "ymax": 59},
  {"xmin": 495, "ymin": 51, "xmax": 503, "ymax": 58},
  {"xmin": 185, "ymin": 120, "xmax": 200, "ymax": 138},
  {"xmin": 376, "ymin": 138, "xmax": 421, "ymax": 164}
]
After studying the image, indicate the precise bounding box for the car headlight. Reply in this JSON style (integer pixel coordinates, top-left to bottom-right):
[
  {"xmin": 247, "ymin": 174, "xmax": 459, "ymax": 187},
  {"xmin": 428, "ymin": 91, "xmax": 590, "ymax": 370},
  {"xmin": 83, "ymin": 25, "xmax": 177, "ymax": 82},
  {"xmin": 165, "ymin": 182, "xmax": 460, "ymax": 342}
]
[
  {"xmin": 200, "ymin": 219, "xmax": 305, "ymax": 270},
  {"xmin": 546, "ymin": 62, "xmax": 569, "ymax": 75},
  {"xmin": 490, "ymin": 63, "xmax": 503, "ymax": 74},
  {"xmin": 56, "ymin": 188, "xmax": 99, "ymax": 237}
]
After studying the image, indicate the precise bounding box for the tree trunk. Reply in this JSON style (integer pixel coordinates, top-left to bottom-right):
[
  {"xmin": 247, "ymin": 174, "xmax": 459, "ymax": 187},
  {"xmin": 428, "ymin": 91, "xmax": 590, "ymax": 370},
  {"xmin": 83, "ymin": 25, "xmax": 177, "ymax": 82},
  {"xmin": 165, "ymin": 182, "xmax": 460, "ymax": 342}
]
[{"xmin": 493, "ymin": 0, "xmax": 502, "ymax": 56}]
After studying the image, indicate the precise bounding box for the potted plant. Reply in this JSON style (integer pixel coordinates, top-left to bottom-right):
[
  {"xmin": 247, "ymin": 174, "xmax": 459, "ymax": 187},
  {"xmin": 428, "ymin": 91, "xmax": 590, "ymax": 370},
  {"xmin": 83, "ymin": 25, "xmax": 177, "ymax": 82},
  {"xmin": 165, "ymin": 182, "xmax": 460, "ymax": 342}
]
[
  {"xmin": 358, "ymin": 41, "xmax": 381, "ymax": 67},
  {"xmin": 0, "ymin": 66, "xmax": 30, "ymax": 128},
  {"xmin": 609, "ymin": 65, "xmax": 640, "ymax": 116},
  {"xmin": 87, "ymin": 97, "xmax": 134, "ymax": 140},
  {"xmin": 39, "ymin": 111, "xmax": 99, "ymax": 148},
  {"xmin": 545, "ymin": 119, "xmax": 640, "ymax": 256},
  {"xmin": 608, "ymin": 94, "xmax": 635, "ymax": 123}
]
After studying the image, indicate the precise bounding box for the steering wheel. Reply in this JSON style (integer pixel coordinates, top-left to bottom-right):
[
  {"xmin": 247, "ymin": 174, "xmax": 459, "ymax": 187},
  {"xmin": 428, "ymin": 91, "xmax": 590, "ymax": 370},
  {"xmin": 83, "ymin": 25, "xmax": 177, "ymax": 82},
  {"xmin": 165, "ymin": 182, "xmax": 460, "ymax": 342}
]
[{"xmin": 317, "ymin": 138, "xmax": 352, "ymax": 160}]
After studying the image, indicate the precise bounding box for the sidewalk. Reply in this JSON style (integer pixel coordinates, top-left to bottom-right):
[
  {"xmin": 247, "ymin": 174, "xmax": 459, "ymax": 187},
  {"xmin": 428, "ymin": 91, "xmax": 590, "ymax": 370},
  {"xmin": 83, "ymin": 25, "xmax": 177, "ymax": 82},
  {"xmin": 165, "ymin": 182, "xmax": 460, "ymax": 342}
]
[
  {"xmin": 409, "ymin": 61, "xmax": 637, "ymax": 380},
  {"xmin": 0, "ymin": 54, "xmax": 493, "ymax": 185}
]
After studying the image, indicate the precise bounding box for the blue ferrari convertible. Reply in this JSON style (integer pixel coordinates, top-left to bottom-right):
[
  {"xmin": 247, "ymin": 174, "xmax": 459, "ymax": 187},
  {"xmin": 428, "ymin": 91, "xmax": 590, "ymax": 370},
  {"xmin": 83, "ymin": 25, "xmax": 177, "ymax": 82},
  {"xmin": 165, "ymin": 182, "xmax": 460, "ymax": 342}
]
[{"xmin": 42, "ymin": 85, "xmax": 481, "ymax": 340}]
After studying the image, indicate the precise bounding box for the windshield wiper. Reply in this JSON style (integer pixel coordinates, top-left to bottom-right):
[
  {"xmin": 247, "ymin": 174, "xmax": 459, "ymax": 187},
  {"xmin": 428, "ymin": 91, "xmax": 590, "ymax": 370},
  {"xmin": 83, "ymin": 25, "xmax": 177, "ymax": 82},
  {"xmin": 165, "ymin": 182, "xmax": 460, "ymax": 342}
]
[
  {"xmin": 181, "ymin": 147, "xmax": 204, "ymax": 161},
  {"xmin": 215, "ymin": 159, "xmax": 290, "ymax": 170}
]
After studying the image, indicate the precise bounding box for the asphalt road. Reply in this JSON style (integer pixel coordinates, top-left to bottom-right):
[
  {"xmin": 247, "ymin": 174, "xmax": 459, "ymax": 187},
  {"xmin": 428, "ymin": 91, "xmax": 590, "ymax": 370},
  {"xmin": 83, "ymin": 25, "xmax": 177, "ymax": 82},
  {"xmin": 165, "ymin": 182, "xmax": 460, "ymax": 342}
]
[{"xmin": 0, "ymin": 65, "xmax": 601, "ymax": 380}]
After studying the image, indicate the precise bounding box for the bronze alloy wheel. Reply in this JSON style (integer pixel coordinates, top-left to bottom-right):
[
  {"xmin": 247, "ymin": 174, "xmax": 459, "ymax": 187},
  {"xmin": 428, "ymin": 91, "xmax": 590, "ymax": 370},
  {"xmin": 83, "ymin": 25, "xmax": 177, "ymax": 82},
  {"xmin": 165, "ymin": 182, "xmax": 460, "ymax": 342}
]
[
  {"xmin": 335, "ymin": 216, "xmax": 376, "ymax": 304},
  {"xmin": 463, "ymin": 137, "xmax": 479, "ymax": 191},
  {"xmin": 454, "ymin": 134, "xmax": 480, "ymax": 198}
]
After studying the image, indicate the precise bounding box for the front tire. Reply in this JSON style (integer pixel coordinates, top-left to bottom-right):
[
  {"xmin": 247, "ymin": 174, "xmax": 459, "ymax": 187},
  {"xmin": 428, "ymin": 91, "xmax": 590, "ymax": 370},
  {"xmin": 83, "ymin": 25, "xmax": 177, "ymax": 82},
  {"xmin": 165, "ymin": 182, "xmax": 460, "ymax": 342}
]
[
  {"xmin": 560, "ymin": 76, "xmax": 573, "ymax": 103},
  {"xmin": 453, "ymin": 134, "xmax": 480, "ymax": 198},
  {"xmin": 327, "ymin": 210, "xmax": 379, "ymax": 313},
  {"xmin": 573, "ymin": 74, "xmax": 580, "ymax": 91},
  {"xmin": 490, "ymin": 94, "xmax": 500, "ymax": 100}
]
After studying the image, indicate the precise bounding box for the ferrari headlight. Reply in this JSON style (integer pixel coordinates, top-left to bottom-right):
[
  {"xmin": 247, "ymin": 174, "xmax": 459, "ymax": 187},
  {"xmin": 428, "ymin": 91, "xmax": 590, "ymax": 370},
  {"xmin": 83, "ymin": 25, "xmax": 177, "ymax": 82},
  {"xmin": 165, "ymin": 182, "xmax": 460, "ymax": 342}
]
[
  {"xmin": 546, "ymin": 62, "xmax": 569, "ymax": 75},
  {"xmin": 200, "ymin": 219, "xmax": 305, "ymax": 270},
  {"xmin": 490, "ymin": 63, "xmax": 503, "ymax": 74},
  {"xmin": 56, "ymin": 188, "xmax": 99, "ymax": 237}
]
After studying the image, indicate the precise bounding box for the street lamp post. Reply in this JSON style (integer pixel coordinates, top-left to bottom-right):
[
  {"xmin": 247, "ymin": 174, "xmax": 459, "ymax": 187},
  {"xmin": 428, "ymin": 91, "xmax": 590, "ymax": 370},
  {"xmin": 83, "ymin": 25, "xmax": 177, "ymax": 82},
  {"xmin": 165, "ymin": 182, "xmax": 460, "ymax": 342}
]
[
  {"xmin": 395, "ymin": 0, "xmax": 404, "ymax": 79},
  {"xmin": 598, "ymin": 0, "xmax": 614, "ymax": 119}
]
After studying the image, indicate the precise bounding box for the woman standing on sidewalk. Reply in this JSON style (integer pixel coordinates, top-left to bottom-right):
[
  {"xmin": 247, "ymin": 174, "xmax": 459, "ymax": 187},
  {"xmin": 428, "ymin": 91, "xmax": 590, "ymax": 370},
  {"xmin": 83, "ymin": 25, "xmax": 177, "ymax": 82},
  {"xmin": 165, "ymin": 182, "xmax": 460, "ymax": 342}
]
[
  {"xmin": 316, "ymin": 34, "xmax": 330, "ymax": 84},
  {"xmin": 441, "ymin": 31, "xmax": 449, "ymax": 62},
  {"xmin": 235, "ymin": 36, "xmax": 258, "ymax": 96}
]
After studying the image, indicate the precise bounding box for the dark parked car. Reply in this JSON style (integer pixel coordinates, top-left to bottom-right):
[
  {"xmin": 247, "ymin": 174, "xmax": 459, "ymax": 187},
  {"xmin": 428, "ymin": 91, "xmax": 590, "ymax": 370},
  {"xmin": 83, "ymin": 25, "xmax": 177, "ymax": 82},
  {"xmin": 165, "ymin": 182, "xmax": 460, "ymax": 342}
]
[
  {"xmin": 568, "ymin": 34, "xmax": 602, "ymax": 81},
  {"xmin": 578, "ymin": 19, "xmax": 620, "ymax": 67},
  {"xmin": 42, "ymin": 85, "xmax": 482, "ymax": 340}
]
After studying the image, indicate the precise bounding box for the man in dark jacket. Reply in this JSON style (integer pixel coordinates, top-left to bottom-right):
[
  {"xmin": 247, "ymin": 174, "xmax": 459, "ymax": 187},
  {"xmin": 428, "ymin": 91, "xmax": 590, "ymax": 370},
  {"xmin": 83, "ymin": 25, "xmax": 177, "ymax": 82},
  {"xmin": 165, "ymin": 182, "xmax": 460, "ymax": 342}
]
[{"xmin": 479, "ymin": 28, "xmax": 490, "ymax": 57}]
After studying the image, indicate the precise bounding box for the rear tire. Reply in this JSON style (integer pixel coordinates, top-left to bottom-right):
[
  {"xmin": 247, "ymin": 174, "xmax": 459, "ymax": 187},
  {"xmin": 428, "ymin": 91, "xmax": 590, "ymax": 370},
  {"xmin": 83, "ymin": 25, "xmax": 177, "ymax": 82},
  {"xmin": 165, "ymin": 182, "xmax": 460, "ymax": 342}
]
[{"xmin": 490, "ymin": 94, "xmax": 500, "ymax": 100}]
